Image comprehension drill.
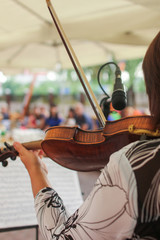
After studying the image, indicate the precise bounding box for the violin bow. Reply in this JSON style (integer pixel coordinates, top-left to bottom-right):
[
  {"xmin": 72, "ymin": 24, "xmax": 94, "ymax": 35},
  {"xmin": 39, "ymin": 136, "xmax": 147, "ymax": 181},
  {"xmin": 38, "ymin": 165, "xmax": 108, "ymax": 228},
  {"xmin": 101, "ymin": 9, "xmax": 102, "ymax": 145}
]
[{"xmin": 46, "ymin": 0, "xmax": 106, "ymax": 128}]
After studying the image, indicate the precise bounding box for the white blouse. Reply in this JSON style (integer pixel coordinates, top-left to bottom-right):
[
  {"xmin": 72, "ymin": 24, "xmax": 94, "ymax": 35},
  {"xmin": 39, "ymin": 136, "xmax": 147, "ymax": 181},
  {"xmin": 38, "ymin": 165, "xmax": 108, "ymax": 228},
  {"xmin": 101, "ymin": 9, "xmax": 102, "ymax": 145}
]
[{"xmin": 34, "ymin": 139, "xmax": 160, "ymax": 240}]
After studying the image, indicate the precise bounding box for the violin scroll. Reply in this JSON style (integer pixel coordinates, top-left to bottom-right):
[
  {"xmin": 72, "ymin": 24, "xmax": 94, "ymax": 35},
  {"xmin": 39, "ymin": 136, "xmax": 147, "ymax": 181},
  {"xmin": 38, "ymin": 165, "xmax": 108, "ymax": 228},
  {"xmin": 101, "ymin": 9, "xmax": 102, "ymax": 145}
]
[
  {"xmin": 0, "ymin": 142, "xmax": 18, "ymax": 167},
  {"xmin": 0, "ymin": 140, "xmax": 42, "ymax": 167}
]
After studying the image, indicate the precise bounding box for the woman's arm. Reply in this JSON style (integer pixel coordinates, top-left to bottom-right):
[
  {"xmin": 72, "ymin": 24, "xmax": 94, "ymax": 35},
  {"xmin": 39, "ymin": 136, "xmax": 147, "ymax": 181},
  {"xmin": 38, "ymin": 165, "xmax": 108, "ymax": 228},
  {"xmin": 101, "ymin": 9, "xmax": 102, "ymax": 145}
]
[
  {"xmin": 13, "ymin": 142, "xmax": 51, "ymax": 197},
  {"xmin": 13, "ymin": 142, "xmax": 68, "ymax": 240}
]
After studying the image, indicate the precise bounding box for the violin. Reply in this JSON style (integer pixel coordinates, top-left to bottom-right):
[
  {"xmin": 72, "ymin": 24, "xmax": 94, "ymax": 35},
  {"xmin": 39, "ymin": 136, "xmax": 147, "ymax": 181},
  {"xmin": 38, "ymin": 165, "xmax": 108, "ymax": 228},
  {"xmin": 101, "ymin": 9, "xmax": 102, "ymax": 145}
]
[
  {"xmin": 0, "ymin": 0, "xmax": 159, "ymax": 170},
  {"xmin": 0, "ymin": 115, "xmax": 160, "ymax": 170}
]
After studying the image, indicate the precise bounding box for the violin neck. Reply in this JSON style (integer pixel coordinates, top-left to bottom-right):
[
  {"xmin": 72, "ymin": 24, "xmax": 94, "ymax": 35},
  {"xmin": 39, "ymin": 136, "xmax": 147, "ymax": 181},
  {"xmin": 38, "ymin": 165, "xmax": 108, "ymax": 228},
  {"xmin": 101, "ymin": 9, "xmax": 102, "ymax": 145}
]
[{"xmin": 22, "ymin": 140, "xmax": 42, "ymax": 151}]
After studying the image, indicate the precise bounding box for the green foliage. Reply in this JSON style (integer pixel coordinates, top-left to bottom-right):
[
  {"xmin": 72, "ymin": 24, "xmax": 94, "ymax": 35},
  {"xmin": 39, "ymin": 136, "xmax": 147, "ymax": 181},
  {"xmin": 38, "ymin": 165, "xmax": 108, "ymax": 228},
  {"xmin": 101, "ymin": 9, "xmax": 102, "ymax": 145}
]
[
  {"xmin": 33, "ymin": 80, "xmax": 60, "ymax": 95},
  {"xmin": 1, "ymin": 58, "xmax": 146, "ymax": 101},
  {"xmin": 125, "ymin": 58, "xmax": 142, "ymax": 84},
  {"xmin": 2, "ymin": 77, "xmax": 25, "ymax": 96}
]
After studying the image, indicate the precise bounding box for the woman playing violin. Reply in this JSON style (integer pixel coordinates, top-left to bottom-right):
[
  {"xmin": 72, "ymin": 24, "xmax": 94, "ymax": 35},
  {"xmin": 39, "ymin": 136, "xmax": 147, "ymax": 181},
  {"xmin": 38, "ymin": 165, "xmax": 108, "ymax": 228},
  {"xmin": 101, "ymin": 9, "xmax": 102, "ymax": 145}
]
[{"xmin": 13, "ymin": 32, "xmax": 160, "ymax": 240}]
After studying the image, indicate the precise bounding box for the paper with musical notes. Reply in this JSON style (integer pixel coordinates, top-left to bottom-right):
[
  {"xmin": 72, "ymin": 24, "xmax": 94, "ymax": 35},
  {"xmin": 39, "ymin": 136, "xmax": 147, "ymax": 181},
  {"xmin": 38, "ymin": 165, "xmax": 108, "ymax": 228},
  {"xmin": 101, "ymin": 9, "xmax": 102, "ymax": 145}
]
[{"xmin": 0, "ymin": 129, "xmax": 83, "ymax": 229}]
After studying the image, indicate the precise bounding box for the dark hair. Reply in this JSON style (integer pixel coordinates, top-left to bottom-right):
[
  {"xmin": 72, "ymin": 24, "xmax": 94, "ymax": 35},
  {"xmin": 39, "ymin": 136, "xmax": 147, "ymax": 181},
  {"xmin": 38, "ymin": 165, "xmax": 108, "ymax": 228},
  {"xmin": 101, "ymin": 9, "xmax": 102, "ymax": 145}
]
[
  {"xmin": 142, "ymin": 31, "xmax": 160, "ymax": 124},
  {"xmin": 50, "ymin": 103, "xmax": 57, "ymax": 108}
]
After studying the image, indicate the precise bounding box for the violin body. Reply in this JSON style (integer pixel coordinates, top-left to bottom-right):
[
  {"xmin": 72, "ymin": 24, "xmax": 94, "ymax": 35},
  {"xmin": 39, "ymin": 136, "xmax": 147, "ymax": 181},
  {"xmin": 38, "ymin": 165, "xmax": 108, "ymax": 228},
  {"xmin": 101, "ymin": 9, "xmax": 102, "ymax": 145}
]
[
  {"xmin": 41, "ymin": 115, "xmax": 158, "ymax": 171},
  {"xmin": 42, "ymin": 126, "xmax": 139, "ymax": 171},
  {"xmin": 0, "ymin": 115, "xmax": 159, "ymax": 170}
]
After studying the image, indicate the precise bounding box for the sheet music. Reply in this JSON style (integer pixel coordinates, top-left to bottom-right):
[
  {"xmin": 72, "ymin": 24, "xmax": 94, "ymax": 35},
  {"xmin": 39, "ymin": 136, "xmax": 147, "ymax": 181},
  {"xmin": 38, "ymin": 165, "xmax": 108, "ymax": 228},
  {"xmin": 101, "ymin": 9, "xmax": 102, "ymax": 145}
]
[{"xmin": 0, "ymin": 129, "xmax": 83, "ymax": 229}]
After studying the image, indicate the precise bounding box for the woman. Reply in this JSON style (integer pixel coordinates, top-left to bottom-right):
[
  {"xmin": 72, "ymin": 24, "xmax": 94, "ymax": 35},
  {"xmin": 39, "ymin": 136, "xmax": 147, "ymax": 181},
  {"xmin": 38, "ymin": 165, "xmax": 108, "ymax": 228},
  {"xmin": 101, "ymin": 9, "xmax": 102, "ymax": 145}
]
[
  {"xmin": 13, "ymin": 32, "xmax": 160, "ymax": 239},
  {"xmin": 44, "ymin": 104, "xmax": 63, "ymax": 129}
]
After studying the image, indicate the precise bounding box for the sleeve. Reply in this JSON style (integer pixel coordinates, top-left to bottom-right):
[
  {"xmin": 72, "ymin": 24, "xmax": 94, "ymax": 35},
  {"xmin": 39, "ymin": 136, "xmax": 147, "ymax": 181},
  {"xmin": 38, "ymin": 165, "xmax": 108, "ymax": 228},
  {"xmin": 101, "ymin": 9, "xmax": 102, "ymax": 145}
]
[
  {"xmin": 34, "ymin": 148, "xmax": 138, "ymax": 240},
  {"xmin": 34, "ymin": 187, "xmax": 69, "ymax": 240}
]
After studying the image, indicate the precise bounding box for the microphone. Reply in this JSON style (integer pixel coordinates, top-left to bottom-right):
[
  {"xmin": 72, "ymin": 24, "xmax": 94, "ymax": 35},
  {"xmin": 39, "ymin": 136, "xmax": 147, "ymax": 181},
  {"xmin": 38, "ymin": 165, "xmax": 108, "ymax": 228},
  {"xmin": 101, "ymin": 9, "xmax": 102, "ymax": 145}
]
[{"xmin": 111, "ymin": 67, "xmax": 127, "ymax": 110}]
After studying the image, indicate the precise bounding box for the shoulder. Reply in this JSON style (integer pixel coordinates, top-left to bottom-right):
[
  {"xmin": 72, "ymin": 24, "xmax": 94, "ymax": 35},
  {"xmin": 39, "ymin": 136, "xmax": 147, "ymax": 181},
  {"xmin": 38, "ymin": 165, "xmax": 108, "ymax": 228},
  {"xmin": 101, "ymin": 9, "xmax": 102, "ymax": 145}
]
[
  {"xmin": 125, "ymin": 138, "xmax": 160, "ymax": 168},
  {"xmin": 107, "ymin": 138, "xmax": 160, "ymax": 175},
  {"xmin": 125, "ymin": 138, "xmax": 160, "ymax": 174}
]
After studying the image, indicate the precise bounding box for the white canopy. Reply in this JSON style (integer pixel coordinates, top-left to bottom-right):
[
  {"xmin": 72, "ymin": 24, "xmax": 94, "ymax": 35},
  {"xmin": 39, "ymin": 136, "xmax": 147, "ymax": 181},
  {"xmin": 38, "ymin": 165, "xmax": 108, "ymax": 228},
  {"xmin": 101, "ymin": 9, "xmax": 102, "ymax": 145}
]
[{"xmin": 0, "ymin": 0, "xmax": 160, "ymax": 73}]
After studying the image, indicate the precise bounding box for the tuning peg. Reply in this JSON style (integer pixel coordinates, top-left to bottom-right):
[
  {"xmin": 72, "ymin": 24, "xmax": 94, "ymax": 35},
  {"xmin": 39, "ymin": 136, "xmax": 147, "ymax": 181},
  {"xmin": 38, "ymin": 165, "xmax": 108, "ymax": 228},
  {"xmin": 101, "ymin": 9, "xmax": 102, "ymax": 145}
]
[
  {"xmin": 11, "ymin": 156, "xmax": 16, "ymax": 161},
  {"xmin": 2, "ymin": 160, "xmax": 8, "ymax": 167},
  {"xmin": 4, "ymin": 142, "xmax": 17, "ymax": 160},
  {"xmin": 4, "ymin": 142, "xmax": 13, "ymax": 150}
]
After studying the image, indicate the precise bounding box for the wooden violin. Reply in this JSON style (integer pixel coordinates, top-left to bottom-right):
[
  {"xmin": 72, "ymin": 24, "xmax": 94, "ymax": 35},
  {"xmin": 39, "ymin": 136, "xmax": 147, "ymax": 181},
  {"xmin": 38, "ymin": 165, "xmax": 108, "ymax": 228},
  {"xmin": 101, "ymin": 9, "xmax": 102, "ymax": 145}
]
[{"xmin": 0, "ymin": 115, "xmax": 160, "ymax": 171}]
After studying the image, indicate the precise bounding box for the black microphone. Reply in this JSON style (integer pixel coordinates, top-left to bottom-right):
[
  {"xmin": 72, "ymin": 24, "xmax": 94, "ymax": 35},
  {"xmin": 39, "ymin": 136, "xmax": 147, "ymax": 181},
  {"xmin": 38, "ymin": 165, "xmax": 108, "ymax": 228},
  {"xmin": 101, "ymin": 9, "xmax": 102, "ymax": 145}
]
[{"xmin": 111, "ymin": 67, "xmax": 127, "ymax": 110}]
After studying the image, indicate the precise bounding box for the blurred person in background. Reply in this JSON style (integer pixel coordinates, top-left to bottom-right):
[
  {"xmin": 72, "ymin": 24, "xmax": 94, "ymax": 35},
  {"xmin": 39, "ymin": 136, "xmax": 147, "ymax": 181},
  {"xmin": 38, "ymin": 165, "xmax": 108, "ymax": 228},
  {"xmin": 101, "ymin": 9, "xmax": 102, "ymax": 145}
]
[
  {"xmin": 33, "ymin": 106, "xmax": 46, "ymax": 130},
  {"xmin": 63, "ymin": 107, "xmax": 76, "ymax": 126},
  {"xmin": 0, "ymin": 106, "xmax": 10, "ymax": 130},
  {"xmin": 44, "ymin": 104, "xmax": 63, "ymax": 129},
  {"xmin": 121, "ymin": 106, "xmax": 142, "ymax": 118},
  {"xmin": 20, "ymin": 107, "xmax": 36, "ymax": 129},
  {"xmin": 74, "ymin": 102, "xmax": 93, "ymax": 130}
]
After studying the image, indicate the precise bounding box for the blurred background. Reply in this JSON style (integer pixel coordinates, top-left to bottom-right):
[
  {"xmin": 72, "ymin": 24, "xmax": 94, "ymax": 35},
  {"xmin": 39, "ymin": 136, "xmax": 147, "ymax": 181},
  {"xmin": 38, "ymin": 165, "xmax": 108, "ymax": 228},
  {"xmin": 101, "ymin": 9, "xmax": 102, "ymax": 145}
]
[
  {"xmin": 0, "ymin": 0, "xmax": 160, "ymax": 239},
  {"xmin": 1, "ymin": 0, "xmax": 159, "ymax": 138}
]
